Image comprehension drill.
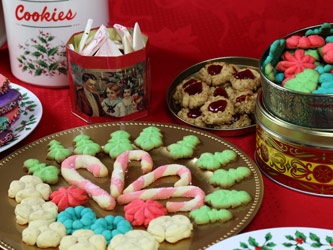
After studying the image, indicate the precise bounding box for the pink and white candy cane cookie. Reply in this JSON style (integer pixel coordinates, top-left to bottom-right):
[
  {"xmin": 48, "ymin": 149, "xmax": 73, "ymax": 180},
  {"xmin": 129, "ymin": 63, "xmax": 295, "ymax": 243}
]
[
  {"xmin": 117, "ymin": 186, "xmax": 205, "ymax": 213},
  {"xmin": 123, "ymin": 164, "xmax": 192, "ymax": 194},
  {"xmin": 110, "ymin": 150, "xmax": 153, "ymax": 198},
  {"xmin": 61, "ymin": 154, "xmax": 116, "ymax": 210}
]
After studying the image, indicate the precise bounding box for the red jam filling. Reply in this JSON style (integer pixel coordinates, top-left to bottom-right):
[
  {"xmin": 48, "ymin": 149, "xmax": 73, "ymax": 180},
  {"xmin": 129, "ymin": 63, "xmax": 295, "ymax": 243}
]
[
  {"xmin": 232, "ymin": 113, "xmax": 240, "ymax": 122},
  {"xmin": 208, "ymin": 99, "xmax": 227, "ymax": 113},
  {"xmin": 236, "ymin": 94, "xmax": 251, "ymax": 102},
  {"xmin": 183, "ymin": 78, "xmax": 198, "ymax": 89},
  {"xmin": 187, "ymin": 108, "xmax": 202, "ymax": 118},
  {"xmin": 213, "ymin": 87, "xmax": 229, "ymax": 98},
  {"xmin": 207, "ymin": 64, "xmax": 223, "ymax": 75},
  {"xmin": 234, "ymin": 69, "xmax": 255, "ymax": 79},
  {"xmin": 184, "ymin": 81, "xmax": 203, "ymax": 95}
]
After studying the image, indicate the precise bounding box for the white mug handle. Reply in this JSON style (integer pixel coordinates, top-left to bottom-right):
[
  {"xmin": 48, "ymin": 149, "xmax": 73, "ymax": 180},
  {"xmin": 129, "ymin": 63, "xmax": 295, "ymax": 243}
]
[{"xmin": 0, "ymin": 3, "xmax": 7, "ymax": 48}]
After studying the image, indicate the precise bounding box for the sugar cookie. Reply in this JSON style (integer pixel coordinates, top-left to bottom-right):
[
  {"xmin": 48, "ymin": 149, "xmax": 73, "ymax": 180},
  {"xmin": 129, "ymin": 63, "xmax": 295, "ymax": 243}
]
[
  {"xmin": 108, "ymin": 230, "xmax": 159, "ymax": 250},
  {"xmin": 22, "ymin": 220, "xmax": 66, "ymax": 248},
  {"xmin": 8, "ymin": 175, "xmax": 51, "ymax": 203},
  {"xmin": 15, "ymin": 197, "xmax": 58, "ymax": 225},
  {"xmin": 147, "ymin": 215, "xmax": 193, "ymax": 243},
  {"xmin": 59, "ymin": 229, "xmax": 107, "ymax": 250}
]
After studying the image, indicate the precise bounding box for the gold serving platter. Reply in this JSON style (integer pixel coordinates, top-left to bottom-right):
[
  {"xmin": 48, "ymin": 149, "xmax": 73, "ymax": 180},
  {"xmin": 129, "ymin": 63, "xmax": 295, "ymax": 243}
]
[{"xmin": 0, "ymin": 121, "xmax": 263, "ymax": 250}]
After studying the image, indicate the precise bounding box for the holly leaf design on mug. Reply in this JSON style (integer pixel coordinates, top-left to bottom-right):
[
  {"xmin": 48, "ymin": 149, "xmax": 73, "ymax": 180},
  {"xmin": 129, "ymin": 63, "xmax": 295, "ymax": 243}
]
[{"xmin": 17, "ymin": 30, "xmax": 67, "ymax": 77}]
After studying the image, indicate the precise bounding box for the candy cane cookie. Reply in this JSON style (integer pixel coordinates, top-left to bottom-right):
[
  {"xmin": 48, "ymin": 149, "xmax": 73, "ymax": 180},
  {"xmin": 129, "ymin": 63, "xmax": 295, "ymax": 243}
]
[
  {"xmin": 117, "ymin": 186, "xmax": 205, "ymax": 212},
  {"xmin": 61, "ymin": 155, "xmax": 116, "ymax": 210},
  {"xmin": 123, "ymin": 164, "xmax": 192, "ymax": 194},
  {"xmin": 110, "ymin": 150, "xmax": 153, "ymax": 198}
]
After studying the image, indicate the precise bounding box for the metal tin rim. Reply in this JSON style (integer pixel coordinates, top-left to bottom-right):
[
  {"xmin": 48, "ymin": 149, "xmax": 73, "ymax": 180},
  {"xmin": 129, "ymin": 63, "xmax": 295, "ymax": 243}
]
[
  {"xmin": 258, "ymin": 23, "xmax": 333, "ymax": 129},
  {"xmin": 166, "ymin": 56, "xmax": 259, "ymax": 137},
  {"xmin": 255, "ymin": 90, "xmax": 333, "ymax": 148}
]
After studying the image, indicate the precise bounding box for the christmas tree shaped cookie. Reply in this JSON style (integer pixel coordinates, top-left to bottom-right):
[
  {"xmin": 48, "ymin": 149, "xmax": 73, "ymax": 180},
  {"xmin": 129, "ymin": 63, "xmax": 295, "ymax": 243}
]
[
  {"xmin": 134, "ymin": 126, "xmax": 163, "ymax": 151},
  {"xmin": 47, "ymin": 139, "xmax": 72, "ymax": 163},
  {"xmin": 73, "ymin": 134, "xmax": 101, "ymax": 156},
  {"xmin": 102, "ymin": 130, "xmax": 133, "ymax": 158}
]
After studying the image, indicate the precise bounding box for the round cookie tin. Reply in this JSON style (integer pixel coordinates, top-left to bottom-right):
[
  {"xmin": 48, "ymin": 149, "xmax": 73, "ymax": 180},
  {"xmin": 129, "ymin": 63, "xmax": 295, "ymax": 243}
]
[
  {"xmin": 255, "ymin": 90, "xmax": 333, "ymax": 197},
  {"xmin": 167, "ymin": 56, "xmax": 259, "ymax": 137},
  {"xmin": 259, "ymin": 23, "xmax": 333, "ymax": 130}
]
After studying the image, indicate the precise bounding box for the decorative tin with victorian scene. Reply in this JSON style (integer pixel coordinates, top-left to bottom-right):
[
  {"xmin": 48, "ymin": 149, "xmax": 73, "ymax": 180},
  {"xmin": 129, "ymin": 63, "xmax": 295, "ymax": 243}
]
[{"xmin": 66, "ymin": 26, "xmax": 150, "ymax": 123}]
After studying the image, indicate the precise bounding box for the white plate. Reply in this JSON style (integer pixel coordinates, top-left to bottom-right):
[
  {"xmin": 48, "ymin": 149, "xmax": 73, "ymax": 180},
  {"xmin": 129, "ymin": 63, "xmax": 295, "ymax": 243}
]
[
  {"xmin": 207, "ymin": 227, "xmax": 333, "ymax": 250},
  {"xmin": 0, "ymin": 83, "xmax": 43, "ymax": 152}
]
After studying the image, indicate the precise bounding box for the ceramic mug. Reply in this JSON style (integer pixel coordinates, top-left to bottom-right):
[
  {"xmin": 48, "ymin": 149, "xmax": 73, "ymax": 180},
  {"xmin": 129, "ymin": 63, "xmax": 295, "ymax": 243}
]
[{"xmin": 2, "ymin": 0, "xmax": 109, "ymax": 88}]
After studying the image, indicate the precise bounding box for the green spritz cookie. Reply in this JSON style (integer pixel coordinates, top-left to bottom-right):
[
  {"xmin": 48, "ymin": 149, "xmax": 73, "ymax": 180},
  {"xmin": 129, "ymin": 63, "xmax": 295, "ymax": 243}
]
[
  {"xmin": 209, "ymin": 166, "xmax": 251, "ymax": 188},
  {"xmin": 189, "ymin": 205, "xmax": 233, "ymax": 225},
  {"xmin": 47, "ymin": 139, "xmax": 72, "ymax": 163},
  {"xmin": 134, "ymin": 126, "xmax": 163, "ymax": 151},
  {"xmin": 195, "ymin": 149, "xmax": 237, "ymax": 170},
  {"xmin": 102, "ymin": 130, "xmax": 133, "ymax": 158},
  {"xmin": 205, "ymin": 189, "xmax": 252, "ymax": 209},
  {"xmin": 214, "ymin": 149, "xmax": 237, "ymax": 166},
  {"xmin": 167, "ymin": 135, "xmax": 200, "ymax": 159},
  {"xmin": 195, "ymin": 152, "xmax": 221, "ymax": 171},
  {"xmin": 73, "ymin": 134, "xmax": 101, "ymax": 156},
  {"xmin": 23, "ymin": 159, "xmax": 60, "ymax": 185}
]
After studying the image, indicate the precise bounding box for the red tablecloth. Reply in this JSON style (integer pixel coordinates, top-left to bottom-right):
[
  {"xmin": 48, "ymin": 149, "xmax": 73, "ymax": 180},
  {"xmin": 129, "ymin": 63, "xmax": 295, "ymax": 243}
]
[{"xmin": 1, "ymin": 0, "xmax": 332, "ymax": 243}]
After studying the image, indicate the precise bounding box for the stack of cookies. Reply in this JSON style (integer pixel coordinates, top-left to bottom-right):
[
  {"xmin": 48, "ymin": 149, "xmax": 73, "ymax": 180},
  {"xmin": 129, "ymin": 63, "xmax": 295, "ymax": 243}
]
[{"xmin": 0, "ymin": 74, "xmax": 22, "ymax": 146}]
